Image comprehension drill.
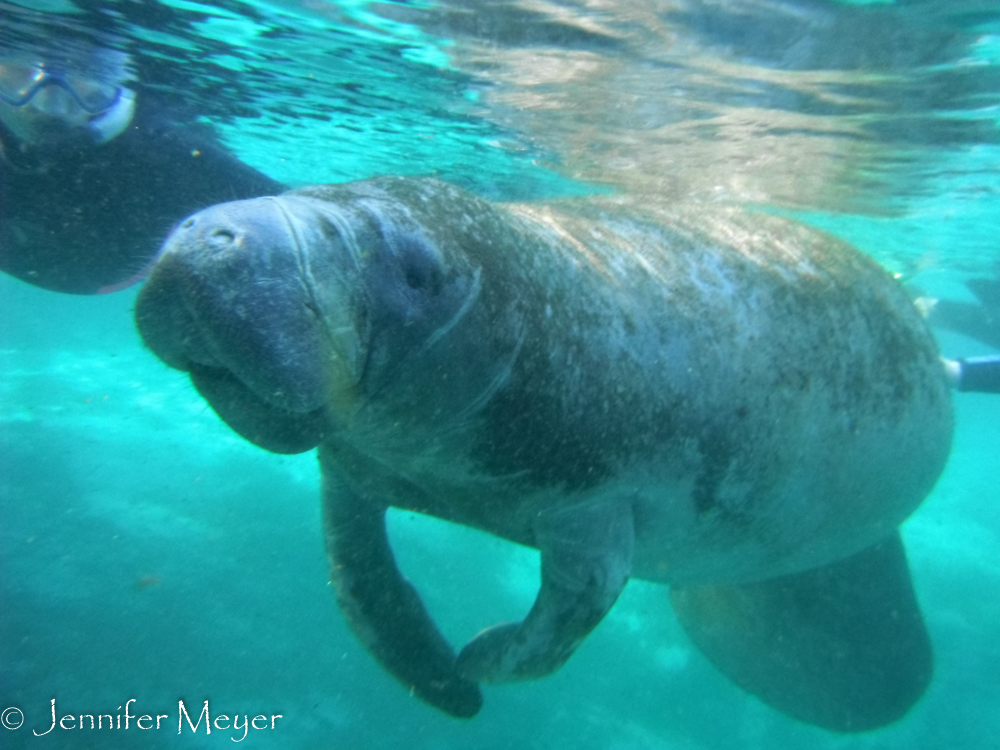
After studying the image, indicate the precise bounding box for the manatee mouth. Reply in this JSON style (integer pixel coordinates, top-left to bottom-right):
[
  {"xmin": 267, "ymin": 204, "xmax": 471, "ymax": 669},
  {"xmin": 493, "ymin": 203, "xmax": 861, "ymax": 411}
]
[
  {"xmin": 137, "ymin": 286, "xmax": 332, "ymax": 454},
  {"xmin": 188, "ymin": 363, "xmax": 328, "ymax": 455},
  {"xmin": 135, "ymin": 196, "xmax": 361, "ymax": 454}
]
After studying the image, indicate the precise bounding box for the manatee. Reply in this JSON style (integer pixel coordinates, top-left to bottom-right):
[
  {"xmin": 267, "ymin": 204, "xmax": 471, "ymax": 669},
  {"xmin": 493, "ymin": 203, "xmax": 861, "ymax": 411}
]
[{"xmin": 135, "ymin": 177, "xmax": 953, "ymax": 732}]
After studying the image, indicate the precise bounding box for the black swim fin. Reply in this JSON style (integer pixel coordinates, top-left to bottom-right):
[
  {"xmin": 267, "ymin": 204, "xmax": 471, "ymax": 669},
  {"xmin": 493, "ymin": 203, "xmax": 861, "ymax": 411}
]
[
  {"xmin": 669, "ymin": 533, "xmax": 931, "ymax": 732},
  {"xmin": 951, "ymin": 355, "xmax": 1000, "ymax": 393}
]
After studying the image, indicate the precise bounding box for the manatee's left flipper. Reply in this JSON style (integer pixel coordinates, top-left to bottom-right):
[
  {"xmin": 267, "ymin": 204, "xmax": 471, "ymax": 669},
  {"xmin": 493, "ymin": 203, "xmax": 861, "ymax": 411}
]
[
  {"xmin": 670, "ymin": 532, "xmax": 932, "ymax": 732},
  {"xmin": 457, "ymin": 500, "xmax": 634, "ymax": 682},
  {"xmin": 320, "ymin": 449, "xmax": 482, "ymax": 718}
]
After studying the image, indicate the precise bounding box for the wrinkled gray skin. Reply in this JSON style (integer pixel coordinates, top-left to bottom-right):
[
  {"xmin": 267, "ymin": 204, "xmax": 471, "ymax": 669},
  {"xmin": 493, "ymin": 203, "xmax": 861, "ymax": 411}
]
[{"xmin": 136, "ymin": 177, "xmax": 953, "ymax": 731}]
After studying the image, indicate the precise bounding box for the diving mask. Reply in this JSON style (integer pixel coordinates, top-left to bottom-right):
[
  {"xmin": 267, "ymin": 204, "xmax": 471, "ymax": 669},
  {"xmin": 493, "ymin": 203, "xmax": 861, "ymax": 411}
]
[{"xmin": 0, "ymin": 61, "xmax": 136, "ymax": 146}]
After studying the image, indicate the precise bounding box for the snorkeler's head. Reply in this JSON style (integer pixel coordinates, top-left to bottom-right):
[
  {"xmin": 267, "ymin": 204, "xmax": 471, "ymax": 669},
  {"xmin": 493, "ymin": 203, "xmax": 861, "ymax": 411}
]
[{"xmin": 0, "ymin": 45, "xmax": 136, "ymax": 150}]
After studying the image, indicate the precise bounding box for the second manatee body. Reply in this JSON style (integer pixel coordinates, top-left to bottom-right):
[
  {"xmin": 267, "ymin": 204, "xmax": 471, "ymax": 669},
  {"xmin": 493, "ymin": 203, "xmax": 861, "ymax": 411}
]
[{"xmin": 136, "ymin": 177, "xmax": 952, "ymax": 732}]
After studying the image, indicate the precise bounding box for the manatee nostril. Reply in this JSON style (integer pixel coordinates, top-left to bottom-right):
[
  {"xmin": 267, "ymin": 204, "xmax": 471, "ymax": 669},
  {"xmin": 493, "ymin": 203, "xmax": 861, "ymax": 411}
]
[
  {"xmin": 208, "ymin": 227, "xmax": 237, "ymax": 248},
  {"xmin": 181, "ymin": 217, "xmax": 196, "ymax": 229}
]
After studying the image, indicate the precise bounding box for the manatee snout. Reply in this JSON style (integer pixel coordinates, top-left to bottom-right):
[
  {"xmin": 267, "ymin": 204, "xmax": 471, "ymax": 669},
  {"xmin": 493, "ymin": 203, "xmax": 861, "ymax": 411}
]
[{"xmin": 136, "ymin": 196, "xmax": 362, "ymax": 454}]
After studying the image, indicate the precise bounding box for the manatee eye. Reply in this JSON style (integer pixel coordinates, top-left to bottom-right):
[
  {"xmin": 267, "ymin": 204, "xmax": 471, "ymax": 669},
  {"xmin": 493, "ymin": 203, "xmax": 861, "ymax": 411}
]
[
  {"xmin": 373, "ymin": 216, "xmax": 446, "ymax": 297},
  {"xmin": 405, "ymin": 268, "xmax": 426, "ymax": 289},
  {"xmin": 402, "ymin": 259, "xmax": 442, "ymax": 295}
]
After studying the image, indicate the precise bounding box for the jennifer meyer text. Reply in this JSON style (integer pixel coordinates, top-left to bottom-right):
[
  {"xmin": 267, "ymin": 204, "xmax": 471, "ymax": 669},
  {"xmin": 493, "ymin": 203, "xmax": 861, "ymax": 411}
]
[{"xmin": 2, "ymin": 699, "xmax": 282, "ymax": 742}]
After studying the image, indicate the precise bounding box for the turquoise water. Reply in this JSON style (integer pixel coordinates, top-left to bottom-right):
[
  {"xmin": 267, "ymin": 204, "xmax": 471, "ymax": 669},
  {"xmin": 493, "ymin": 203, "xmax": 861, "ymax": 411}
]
[{"xmin": 2, "ymin": 1, "xmax": 999, "ymax": 748}]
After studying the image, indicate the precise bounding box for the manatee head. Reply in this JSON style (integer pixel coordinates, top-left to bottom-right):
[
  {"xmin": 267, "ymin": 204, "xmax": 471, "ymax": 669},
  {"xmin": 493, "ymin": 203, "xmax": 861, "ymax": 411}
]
[{"xmin": 136, "ymin": 182, "xmax": 503, "ymax": 454}]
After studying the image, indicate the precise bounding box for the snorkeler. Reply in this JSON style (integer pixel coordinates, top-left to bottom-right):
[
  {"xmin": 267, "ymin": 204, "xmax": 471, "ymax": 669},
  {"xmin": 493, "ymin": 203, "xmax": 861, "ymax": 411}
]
[
  {"xmin": 0, "ymin": 44, "xmax": 285, "ymax": 294},
  {"xmin": 909, "ymin": 274, "xmax": 1000, "ymax": 391},
  {"xmin": 922, "ymin": 276, "xmax": 1000, "ymax": 352}
]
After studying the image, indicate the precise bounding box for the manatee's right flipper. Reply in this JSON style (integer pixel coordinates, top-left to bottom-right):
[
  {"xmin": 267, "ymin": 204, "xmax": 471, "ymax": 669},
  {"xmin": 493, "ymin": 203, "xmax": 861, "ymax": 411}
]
[
  {"xmin": 319, "ymin": 446, "xmax": 482, "ymax": 718},
  {"xmin": 670, "ymin": 533, "xmax": 931, "ymax": 732}
]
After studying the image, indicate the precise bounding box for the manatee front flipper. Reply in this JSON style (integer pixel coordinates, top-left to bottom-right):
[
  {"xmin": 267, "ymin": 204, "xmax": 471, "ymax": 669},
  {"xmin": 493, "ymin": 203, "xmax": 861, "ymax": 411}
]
[
  {"xmin": 320, "ymin": 450, "xmax": 482, "ymax": 717},
  {"xmin": 457, "ymin": 500, "xmax": 634, "ymax": 682},
  {"xmin": 670, "ymin": 533, "xmax": 931, "ymax": 732}
]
